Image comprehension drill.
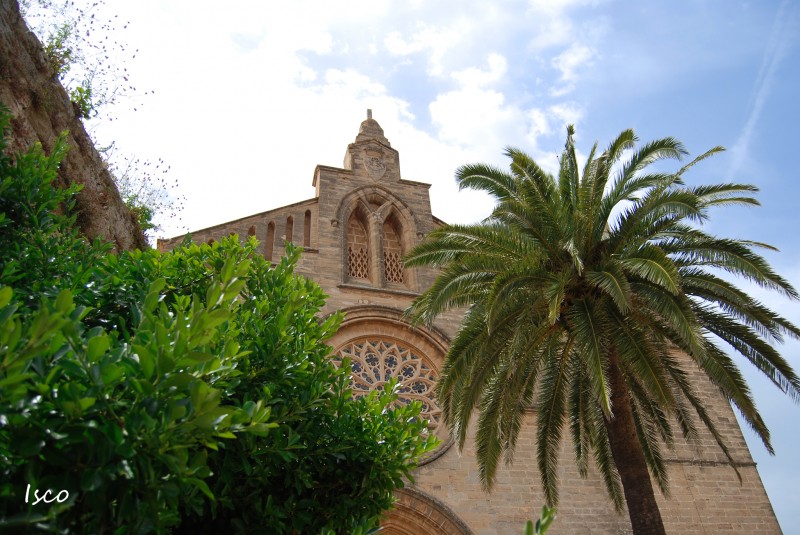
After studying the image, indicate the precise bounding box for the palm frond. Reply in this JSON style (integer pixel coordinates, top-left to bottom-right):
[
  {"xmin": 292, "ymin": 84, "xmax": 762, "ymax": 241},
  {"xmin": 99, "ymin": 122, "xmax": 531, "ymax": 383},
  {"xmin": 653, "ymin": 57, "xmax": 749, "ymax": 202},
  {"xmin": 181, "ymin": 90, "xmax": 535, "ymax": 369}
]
[
  {"xmin": 558, "ymin": 124, "xmax": 580, "ymax": 215},
  {"xmin": 587, "ymin": 394, "xmax": 625, "ymax": 510},
  {"xmin": 536, "ymin": 338, "xmax": 575, "ymax": 506},
  {"xmin": 506, "ymin": 146, "xmax": 557, "ymax": 200},
  {"xmin": 608, "ymin": 310, "xmax": 675, "ymax": 409},
  {"xmin": 696, "ymin": 306, "xmax": 800, "ymax": 401},
  {"xmin": 586, "ymin": 262, "xmax": 633, "ymax": 313},
  {"xmin": 569, "ymin": 364, "xmax": 591, "ymax": 478},
  {"xmin": 456, "ymin": 163, "xmax": 519, "ymax": 202},
  {"xmin": 692, "ymin": 182, "xmax": 760, "ymax": 209},
  {"xmin": 668, "ymin": 347, "xmax": 746, "ymax": 481},
  {"xmin": 631, "ymin": 283, "xmax": 706, "ymax": 358},
  {"xmin": 619, "ymin": 245, "xmax": 681, "ymax": 295},
  {"xmin": 629, "ymin": 392, "xmax": 670, "ymax": 496},
  {"xmin": 567, "ymin": 299, "xmax": 612, "ymax": 416},
  {"xmin": 675, "ymin": 146, "xmax": 725, "ymax": 177}
]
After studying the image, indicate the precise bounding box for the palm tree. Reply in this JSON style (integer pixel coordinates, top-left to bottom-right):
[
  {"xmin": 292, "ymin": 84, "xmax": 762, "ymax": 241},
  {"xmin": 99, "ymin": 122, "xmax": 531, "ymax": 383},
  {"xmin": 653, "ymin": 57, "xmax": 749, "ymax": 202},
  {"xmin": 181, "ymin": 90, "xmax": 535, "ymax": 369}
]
[{"xmin": 404, "ymin": 126, "xmax": 800, "ymax": 535}]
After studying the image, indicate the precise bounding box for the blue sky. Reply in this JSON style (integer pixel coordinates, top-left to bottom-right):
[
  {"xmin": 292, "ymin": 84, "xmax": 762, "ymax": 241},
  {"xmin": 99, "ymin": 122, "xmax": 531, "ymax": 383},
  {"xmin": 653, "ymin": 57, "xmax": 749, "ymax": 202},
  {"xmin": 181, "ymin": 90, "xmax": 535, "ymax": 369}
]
[{"xmin": 36, "ymin": 0, "xmax": 800, "ymax": 529}]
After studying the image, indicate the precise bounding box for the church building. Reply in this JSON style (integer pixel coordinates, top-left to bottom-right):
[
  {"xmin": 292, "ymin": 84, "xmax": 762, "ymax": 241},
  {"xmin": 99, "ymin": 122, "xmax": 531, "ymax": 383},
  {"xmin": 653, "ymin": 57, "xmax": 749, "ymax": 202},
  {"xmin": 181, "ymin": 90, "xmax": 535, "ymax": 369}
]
[{"xmin": 158, "ymin": 113, "xmax": 781, "ymax": 534}]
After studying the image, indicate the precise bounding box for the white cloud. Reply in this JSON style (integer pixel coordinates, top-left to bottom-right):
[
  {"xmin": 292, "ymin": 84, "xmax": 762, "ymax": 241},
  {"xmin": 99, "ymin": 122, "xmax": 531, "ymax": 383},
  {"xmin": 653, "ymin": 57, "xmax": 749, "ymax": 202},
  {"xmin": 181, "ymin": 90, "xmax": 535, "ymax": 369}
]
[
  {"xmin": 527, "ymin": 108, "xmax": 550, "ymax": 140},
  {"xmin": 451, "ymin": 53, "xmax": 507, "ymax": 87},
  {"xmin": 548, "ymin": 102, "xmax": 583, "ymax": 127},
  {"xmin": 384, "ymin": 21, "xmax": 468, "ymax": 76},
  {"xmin": 525, "ymin": 0, "xmax": 602, "ymax": 50},
  {"xmin": 550, "ymin": 43, "xmax": 596, "ymax": 96},
  {"xmin": 430, "ymin": 86, "xmax": 512, "ymax": 149}
]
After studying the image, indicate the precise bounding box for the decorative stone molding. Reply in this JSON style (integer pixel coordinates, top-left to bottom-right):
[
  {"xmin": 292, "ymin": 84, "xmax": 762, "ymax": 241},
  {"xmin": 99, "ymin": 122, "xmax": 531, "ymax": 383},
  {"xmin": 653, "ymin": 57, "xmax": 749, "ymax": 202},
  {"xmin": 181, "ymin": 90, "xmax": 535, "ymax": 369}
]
[
  {"xmin": 365, "ymin": 153, "xmax": 387, "ymax": 180},
  {"xmin": 335, "ymin": 337, "xmax": 443, "ymax": 439},
  {"xmin": 379, "ymin": 488, "xmax": 474, "ymax": 535}
]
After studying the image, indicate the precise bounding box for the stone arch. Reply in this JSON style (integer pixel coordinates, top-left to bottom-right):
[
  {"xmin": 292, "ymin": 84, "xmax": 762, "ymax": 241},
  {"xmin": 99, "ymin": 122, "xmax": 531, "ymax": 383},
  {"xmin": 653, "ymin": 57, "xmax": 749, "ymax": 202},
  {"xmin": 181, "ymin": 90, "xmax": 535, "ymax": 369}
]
[
  {"xmin": 379, "ymin": 488, "xmax": 474, "ymax": 535},
  {"xmin": 328, "ymin": 306, "xmax": 453, "ymax": 464},
  {"xmin": 336, "ymin": 185, "xmax": 420, "ymax": 289}
]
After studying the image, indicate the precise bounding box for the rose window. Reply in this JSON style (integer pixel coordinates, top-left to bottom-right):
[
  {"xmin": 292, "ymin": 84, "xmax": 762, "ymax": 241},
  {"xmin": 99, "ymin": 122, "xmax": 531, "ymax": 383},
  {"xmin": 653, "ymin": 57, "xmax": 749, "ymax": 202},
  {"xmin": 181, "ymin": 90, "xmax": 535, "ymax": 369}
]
[{"xmin": 334, "ymin": 338, "xmax": 443, "ymax": 439}]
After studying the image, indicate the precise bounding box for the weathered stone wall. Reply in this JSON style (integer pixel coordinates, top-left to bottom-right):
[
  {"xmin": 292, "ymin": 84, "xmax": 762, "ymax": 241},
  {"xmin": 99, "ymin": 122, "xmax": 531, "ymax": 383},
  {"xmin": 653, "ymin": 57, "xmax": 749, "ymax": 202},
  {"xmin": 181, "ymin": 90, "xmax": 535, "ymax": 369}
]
[
  {"xmin": 157, "ymin": 198, "xmax": 319, "ymax": 271},
  {"xmin": 0, "ymin": 0, "xmax": 146, "ymax": 250}
]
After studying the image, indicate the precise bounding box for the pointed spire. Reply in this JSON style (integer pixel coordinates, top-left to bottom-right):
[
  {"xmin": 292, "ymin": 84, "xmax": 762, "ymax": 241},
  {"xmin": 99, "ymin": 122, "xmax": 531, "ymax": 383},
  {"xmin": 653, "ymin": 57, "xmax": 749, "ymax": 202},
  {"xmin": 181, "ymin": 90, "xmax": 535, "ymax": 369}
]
[{"xmin": 356, "ymin": 109, "xmax": 390, "ymax": 146}]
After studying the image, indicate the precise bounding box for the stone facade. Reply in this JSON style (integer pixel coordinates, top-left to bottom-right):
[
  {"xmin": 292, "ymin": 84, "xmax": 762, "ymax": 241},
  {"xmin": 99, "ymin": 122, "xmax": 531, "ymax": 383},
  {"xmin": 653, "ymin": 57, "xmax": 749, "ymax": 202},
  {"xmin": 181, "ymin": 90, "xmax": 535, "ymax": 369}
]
[{"xmin": 158, "ymin": 114, "xmax": 781, "ymax": 534}]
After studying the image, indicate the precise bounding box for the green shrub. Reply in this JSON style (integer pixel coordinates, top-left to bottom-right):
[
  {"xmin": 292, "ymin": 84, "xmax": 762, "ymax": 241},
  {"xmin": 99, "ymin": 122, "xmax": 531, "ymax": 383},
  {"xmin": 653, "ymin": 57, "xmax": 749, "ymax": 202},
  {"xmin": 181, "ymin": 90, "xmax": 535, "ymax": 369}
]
[
  {"xmin": 0, "ymin": 108, "xmax": 436, "ymax": 534},
  {"xmin": 523, "ymin": 506, "xmax": 556, "ymax": 535}
]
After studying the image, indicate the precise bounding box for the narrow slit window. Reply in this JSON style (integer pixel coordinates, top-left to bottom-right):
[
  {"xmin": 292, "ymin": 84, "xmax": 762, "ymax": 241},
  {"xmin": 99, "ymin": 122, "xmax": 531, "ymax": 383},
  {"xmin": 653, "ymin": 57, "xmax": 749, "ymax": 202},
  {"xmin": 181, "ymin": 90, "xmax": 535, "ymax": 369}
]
[
  {"xmin": 304, "ymin": 210, "xmax": 311, "ymax": 247},
  {"xmin": 286, "ymin": 216, "xmax": 294, "ymax": 244},
  {"xmin": 266, "ymin": 222, "xmax": 275, "ymax": 261}
]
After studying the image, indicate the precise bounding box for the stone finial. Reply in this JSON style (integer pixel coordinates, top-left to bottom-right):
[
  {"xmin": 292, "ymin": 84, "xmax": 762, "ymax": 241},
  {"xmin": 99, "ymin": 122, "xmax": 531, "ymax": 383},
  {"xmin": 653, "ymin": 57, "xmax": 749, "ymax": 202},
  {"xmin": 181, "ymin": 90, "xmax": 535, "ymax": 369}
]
[{"xmin": 356, "ymin": 111, "xmax": 390, "ymax": 146}]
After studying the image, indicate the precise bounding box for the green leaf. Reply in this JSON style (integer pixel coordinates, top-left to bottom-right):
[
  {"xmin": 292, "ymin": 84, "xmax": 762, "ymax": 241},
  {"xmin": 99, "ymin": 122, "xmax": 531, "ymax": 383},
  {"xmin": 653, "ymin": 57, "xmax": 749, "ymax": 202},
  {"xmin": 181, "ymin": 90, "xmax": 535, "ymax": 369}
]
[
  {"xmin": 0, "ymin": 372, "xmax": 34, "ymax": 389},
  {"xmin": 204, "ymin": 309, "xmax": 230, "ymax": 330},
  {"xmin": 143, "ymin": 278, "xmax": 166, "ymax": 312},
  {"xmin": 132, "ymin": 344, "xmax": 155, "ymax": 379},
  {"xmin": 18, "ymin": 438, "xmax": 45, "ymax": 456},
  {"xmin": 100, "ymin": 364, "xmax": 124, "ymax": 385},
  {"xmin": 54, "ymin": 289, "xmax": 73, "ymax": 313},
  {"xmin": 80, "ymin": 470, "xmax": 103, "ymax": 491},
  {"xmin": 0, "ymin": 286, "xmax": 12, "ymax": 308},
  {"xmin": 86, "ymin": 334, "xmax": 110, "ymax": 363},
  {"xmin": 176, "ymin": 351, "xmax": 215, "ymax": 366}
]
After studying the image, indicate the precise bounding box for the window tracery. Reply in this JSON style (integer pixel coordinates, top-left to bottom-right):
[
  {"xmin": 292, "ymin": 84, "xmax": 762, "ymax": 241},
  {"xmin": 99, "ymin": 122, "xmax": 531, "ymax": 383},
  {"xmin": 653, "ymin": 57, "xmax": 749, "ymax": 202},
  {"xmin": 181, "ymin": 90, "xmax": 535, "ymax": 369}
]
[
  {"xmin": 347, "ymin": 211, "xmax": 370, "ymax": 280},
  {"xmin": 334, "ymin": 338, "xmax": 442, "ymax": 437},
  {"xmin": 382, "ymin": 216, "xmax": 405, "ymax": 284}
]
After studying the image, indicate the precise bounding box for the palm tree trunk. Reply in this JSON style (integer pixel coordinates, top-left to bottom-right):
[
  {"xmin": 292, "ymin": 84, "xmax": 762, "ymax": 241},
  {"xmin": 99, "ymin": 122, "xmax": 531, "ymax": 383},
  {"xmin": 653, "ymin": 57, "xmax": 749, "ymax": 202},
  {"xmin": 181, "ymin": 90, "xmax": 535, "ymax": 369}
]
[{"xmin": 605, "ymin": 351, "xmax": 666, "ymax": 535}]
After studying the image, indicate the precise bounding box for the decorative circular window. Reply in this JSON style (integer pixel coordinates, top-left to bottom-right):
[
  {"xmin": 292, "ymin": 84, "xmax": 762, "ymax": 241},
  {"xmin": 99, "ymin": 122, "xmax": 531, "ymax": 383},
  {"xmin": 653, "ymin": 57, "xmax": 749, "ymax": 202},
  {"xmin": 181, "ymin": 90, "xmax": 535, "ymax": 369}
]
[{"xmin": 333, "ymin": 338, "xmax": 447, "ymax": 446}]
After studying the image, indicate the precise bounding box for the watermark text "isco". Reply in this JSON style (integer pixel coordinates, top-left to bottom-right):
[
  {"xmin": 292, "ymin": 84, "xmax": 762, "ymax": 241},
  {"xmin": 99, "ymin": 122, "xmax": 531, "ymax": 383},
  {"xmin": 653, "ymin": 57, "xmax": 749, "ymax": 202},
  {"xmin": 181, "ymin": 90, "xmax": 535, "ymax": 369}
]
[{"xmin": 25, "ymin": 484, "xmax": 69, "ymax": 505}]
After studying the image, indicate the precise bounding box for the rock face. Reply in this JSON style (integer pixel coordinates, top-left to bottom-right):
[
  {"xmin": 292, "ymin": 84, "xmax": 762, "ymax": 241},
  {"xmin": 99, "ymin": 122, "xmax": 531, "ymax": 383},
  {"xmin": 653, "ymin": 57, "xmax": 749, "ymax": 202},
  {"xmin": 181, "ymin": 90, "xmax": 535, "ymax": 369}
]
[{"xmin": 0, "ymin": 0, "xmax": 146, "ymax": 251}]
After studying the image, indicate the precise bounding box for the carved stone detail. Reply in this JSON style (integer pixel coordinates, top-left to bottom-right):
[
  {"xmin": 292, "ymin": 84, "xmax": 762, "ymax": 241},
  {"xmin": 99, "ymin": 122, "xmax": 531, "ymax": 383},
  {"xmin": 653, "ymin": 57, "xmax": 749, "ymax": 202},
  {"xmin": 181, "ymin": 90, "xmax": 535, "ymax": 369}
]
[
  {"xmin": 365, "ymin": 155, "xmax": 386, "ymax": 180},
  {"xmin": 334, "ymin": 338, "xmax": 443, "ymax": 441}
]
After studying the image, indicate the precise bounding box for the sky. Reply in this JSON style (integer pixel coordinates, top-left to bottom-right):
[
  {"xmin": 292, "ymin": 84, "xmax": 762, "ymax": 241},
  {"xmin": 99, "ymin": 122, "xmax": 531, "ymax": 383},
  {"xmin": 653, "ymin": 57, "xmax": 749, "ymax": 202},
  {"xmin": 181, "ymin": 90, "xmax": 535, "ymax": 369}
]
[{"xmin": 27, "ymin": 0, "xmax": 800, "ymax": 530}]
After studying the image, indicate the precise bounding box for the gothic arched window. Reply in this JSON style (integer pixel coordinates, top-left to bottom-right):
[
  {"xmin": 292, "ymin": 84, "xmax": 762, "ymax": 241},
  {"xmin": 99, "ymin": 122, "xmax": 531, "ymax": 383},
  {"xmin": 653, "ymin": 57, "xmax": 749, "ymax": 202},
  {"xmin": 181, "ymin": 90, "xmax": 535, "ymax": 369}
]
[
  {"xmin": 382, "ymin": 213, "xmax": 405, "ymax": 285},
  {"xmin": 347, "ymin": 210, "xmax": 370, "ymax": 280}
]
